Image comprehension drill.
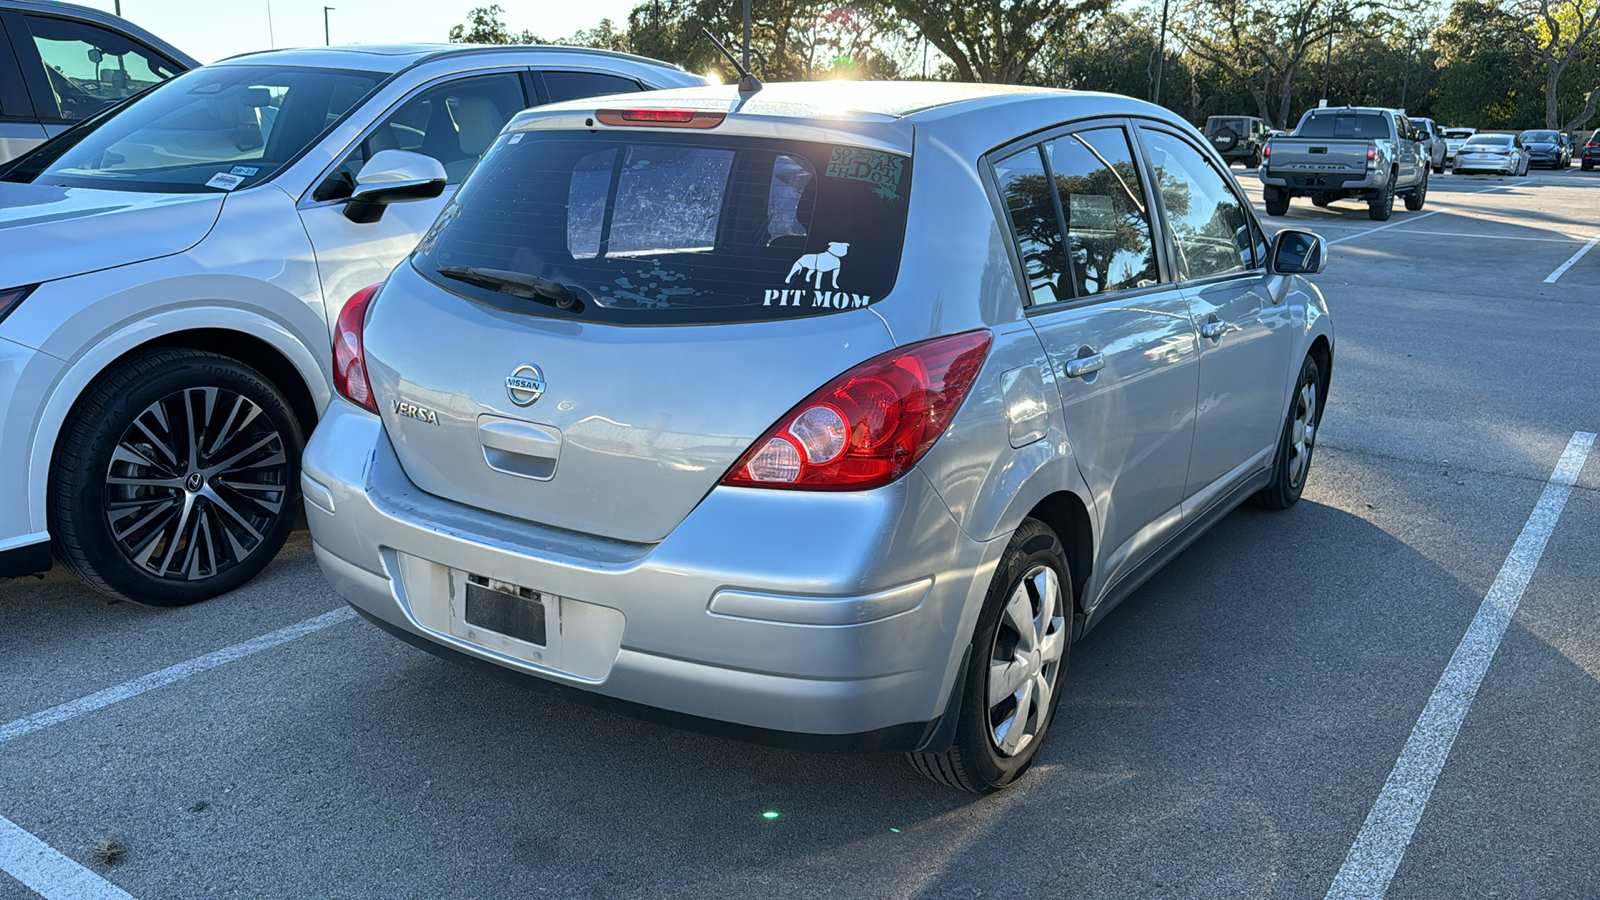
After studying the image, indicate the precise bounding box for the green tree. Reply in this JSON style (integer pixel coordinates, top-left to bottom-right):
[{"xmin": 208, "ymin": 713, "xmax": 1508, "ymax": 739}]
[
  {"xmin": 448, "ymin": 4, "xmax": 544, "ymax": 44},
  {"xmin": 886, "ymin": 0, "xmax": 1109, "ymax": 83}
]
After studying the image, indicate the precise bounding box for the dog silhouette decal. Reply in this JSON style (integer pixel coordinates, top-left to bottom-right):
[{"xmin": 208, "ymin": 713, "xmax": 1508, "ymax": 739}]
[{"xmin": 786, "ymin": 242, "xmax": 850, "ymax": 289}]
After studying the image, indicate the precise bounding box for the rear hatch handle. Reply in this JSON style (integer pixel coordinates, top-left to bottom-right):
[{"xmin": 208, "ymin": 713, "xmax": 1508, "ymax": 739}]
[{"xmin": 478, "ymin": 416, "xmax": 562, "ymax": 481}]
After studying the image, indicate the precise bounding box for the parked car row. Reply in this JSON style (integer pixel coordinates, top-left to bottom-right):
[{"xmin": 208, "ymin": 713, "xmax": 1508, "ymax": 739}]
[{"xmin": 1, "ymin": 20, "xmax": 1336, "ymax": 791}]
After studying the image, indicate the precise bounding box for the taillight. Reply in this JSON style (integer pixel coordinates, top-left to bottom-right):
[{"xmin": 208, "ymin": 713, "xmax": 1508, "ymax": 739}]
[
  {"xmin": 594, "ymin": 108, "xmax": 726, "ymax": 129},
  {"xmin": 1366, "ymin": 146, "xmax": 1376, "ymax": 168},
  {"xmin": 1262, "ymin": 145, "xmax": 1271, "ymax": 159},
  {"xmin": 721, "ymin": 330, "xmax": 993, "ymax": 491},
  {"xmin": 333, "ymin": 283, "xmax": 382, "ymax": 413}
]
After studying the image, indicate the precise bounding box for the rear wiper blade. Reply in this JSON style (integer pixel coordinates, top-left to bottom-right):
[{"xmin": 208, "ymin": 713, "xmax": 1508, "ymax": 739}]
[{"xmin": 436, "ymin": 266, "xmax": 586, "ymax": 313}]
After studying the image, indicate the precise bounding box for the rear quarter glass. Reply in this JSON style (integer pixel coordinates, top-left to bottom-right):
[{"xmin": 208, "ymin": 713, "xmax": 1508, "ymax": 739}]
[{"xmin": 410, "ymin": 130, "xmax": 913, "ymax": 326}]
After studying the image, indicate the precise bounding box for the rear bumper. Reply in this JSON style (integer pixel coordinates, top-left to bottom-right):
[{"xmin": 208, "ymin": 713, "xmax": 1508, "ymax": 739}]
[
  {"xmin": 303, "ymin": 401, "xmax": 1000, "ymax": 751},
  {"xmin": 1260, "ymin": 170, "xmax": 1379, "ymax": 193}
]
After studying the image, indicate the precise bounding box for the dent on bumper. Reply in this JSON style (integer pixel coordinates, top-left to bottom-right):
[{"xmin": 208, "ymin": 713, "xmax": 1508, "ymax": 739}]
[{"xmin": 302, "ymin": 402, "xmax": 998, "ymax": 742}]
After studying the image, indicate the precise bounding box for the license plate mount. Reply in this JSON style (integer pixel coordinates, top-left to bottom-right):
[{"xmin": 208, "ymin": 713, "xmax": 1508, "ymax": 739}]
[{"xmin": 464, "ymin": 577, "xmax": 547, "ymax": 646}]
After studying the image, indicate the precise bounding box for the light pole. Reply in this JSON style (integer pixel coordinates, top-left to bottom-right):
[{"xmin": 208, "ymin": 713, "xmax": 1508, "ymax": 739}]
[
  {"xmin": 114, "ymin": 0, "xmax": 121, "ymax": 15},
  {"xmin": 1153, "ymin": 0, "xmax": 1170, "ymax": 106},
  {"xmin": 1321, "ymin": 28, "xmax": 1334, "ymax": 104},
  {"xmin": 323, "ymin": 6, "xmax": 335, "ymax": 46}
]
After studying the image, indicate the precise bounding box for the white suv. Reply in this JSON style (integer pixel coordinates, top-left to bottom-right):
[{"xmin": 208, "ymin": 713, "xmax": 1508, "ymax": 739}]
[{"xmin": 0, "ymin": 44, "xmax": 703, "ymax": 604}]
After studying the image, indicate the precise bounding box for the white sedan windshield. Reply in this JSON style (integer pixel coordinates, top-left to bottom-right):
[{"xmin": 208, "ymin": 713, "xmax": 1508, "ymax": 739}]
[{"xmin": 10, "ymin": 65, "xmax": 381, "ymax": 193}]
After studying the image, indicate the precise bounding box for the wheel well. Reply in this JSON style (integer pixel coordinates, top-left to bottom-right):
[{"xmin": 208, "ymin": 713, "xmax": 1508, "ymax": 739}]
[
  {"xmin": 1308, "ymin": 335, "xmax": 1333, "ymax": 398},
  {"xmin": 136, "ymin": 329, "xmax": 319, "ymax": 440},
  {"xmin": 1027, "ymin": 491, "xmax": 1093, "ymax": 613}
]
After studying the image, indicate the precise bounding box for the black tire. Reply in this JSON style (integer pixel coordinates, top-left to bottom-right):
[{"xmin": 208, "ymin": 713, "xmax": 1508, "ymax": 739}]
[
  {"xmin": 49, "ymin": 349, "xmax": 303, "ymax": 606},
  {"xmin": 1433, "ymin": 164, "xmax": 1444, "ymax": 174},
  {"xmin": 1264, "ymin": 185, "xmax": 1290, "ymax": 216},
  {"xmin": 1311, "ymin": 194, "xmax": 1332, "ymax": 208},
  {"xmin": 1404, "ymin": 170, "xmax": 1428, "ymax": 211},
  {"xmin": 1251, "ymin": 355, "xmax": 1322, "ymax": 510},
  {"xmin": 1214, "ymin": 130, "xmax": 1239, "ymax": 153},
  {"xmin": 1368, "ymin": 179, "xmax": 1394, "ymax": 221},
  {"xmin": 908, "ymin": 518, "xmax": 1072, "ymax": 794},
  {"xmin": 1583, "ymin": 161, "xmax": 1593, "ymax": 171},
  {"xmin": 1248, "ymin": 149, "xmax": 1262, "ymax": 169}
]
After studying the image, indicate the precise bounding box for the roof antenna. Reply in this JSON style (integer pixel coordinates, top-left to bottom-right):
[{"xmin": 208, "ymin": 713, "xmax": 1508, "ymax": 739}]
[{"xmin": 701, "ymin": 27, "xmax": 761, "ymax": 93}]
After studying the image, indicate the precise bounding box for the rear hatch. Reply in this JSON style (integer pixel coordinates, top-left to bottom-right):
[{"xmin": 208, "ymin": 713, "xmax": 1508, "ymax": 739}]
[{"xmin": 360, "ymin": 119, "xmax": 915, "ymax": 543}]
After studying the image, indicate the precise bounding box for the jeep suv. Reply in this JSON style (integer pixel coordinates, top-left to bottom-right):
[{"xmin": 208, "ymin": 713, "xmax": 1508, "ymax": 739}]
[{"xmin": 1203, "ymin": 115, "xmax": 1269, "ymax": 168}]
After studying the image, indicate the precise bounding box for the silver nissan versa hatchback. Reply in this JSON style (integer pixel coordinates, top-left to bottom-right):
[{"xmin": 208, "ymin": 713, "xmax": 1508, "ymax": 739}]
[{"xmin": 304, "ymin": 81, "xmax": 1335, "ymax": 793}]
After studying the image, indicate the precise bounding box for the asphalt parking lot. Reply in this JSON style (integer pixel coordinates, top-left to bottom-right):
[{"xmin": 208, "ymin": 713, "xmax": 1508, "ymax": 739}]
[{"xmin": 3, "ymin": 168, "xmax": 1598, "ymax": 899}]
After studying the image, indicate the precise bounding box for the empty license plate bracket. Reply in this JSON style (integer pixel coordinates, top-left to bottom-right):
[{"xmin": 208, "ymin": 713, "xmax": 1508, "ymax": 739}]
[{"xmin": 463, "ymin": 576, "xmax": 547, "ymax": 647}]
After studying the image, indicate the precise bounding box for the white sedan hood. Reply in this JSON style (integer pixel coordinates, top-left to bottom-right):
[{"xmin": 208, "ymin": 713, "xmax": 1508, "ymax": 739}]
[{"xmin": 0, "ymin": 182, "xmax": 225, "ymax": 287}]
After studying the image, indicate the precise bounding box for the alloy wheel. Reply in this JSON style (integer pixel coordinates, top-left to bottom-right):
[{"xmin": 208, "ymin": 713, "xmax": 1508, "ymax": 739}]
[
  {"xmin": 987, "ymin": 564, "xmax": 1067, "ymax": 757},
  {"xmin": 104, "ymin": 386, "xmax": 290, "ymax": 581}
]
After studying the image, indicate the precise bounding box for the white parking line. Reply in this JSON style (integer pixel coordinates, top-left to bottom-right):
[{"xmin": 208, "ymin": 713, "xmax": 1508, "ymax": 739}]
[
  {"xmin": 1324, "ymin": 181, "xmax": 1526, "ymax": 246},
  {"xmin": 1373, "ymin": 229, "xmax": 1585, "ymax": 244},
  {"xmin": 1543, "ymin": 231, "xmax": 1600, "ymax": 282},
  {"xmin": 0, "ymin": 814, "xmax": 134, "ymax": 900},
  {"xmin": 1325, "ymin": 212, "xmax": 1439, "ymax": 245},
  {"xmin": 0, "ymin": 607, "xmax": 356, "ymax": 746},
  {"xmin": 1325, "ymin": 431, "xmax": 1596, "ymax": 900}
]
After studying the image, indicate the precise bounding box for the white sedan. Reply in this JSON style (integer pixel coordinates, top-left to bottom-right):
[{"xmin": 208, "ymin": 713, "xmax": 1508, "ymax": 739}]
[
  {"xmin": 0, "ymin": 44, "xmax": 703, "ymax": 604},
  {"xmin": 1452, "ymin": 133, "xmax": 1529, "ymax": 176}
]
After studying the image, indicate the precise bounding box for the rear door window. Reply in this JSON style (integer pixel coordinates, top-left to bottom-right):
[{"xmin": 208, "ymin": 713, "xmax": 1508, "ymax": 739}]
[
  {"xmin": 412, "ymin": 130, "xmax": 911, "ymax": 325},
  {"xmin": 540, "ymin": 71, "xmax": 644, "ymax": 103}
]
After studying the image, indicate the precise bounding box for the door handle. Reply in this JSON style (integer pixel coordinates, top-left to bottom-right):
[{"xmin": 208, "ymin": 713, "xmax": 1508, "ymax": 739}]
[
  {"xmin": 1063, "ymin": 353, "xmax": 1105, "ymax": 379},
  {"xmin": 1200, "ymin": 320, "xmax": 1228, "ymax": 340}
]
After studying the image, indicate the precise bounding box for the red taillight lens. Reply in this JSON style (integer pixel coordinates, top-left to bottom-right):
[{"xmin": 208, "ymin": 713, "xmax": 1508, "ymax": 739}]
[
  {"xmin": 721, "ymin": 330, "xmax": 993, "ymax": 491},
  {"xmin": 333, "ymin": 283, "xmax": 382, "ymax": 413},
  {"xmin": 1262, "ymin": 145, "xmax": 1270, "ymax": 158},
  {"xmin": 1367, "ymin": 147, "xmax": 1376, "ymax": 161}
]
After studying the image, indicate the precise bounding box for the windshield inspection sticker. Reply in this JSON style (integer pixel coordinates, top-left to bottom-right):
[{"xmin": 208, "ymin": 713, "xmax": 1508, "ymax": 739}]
[
  {"xmin": 229, "ymin": 165, "xmax": 260, "ymax": 177},
  {"xmin": 766, "ymin": 242, "xmax": 871, "ymax": 309},
  {"xmin": 205, "ymin": 172, "xmax": 245, "ymax": 191}
]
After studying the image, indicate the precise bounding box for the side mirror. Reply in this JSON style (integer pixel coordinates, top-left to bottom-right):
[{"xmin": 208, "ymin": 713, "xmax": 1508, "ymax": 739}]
[
  {"xmin": 344, "ymin": 149, "xmax": 447, "ymax": 224},
  {"xmin": 1269, "ymin": 229, "xmax": 1327, "ymax": 276}
]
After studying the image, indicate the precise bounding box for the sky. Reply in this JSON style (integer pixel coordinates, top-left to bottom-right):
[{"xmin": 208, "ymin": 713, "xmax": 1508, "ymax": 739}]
[{"xmin": 70, "ymin": 0, "xmax": 639, "ymax": 63}]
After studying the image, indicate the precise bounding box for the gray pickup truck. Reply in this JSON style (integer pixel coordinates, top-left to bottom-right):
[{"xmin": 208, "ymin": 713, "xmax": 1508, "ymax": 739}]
[{"xmin": 1260, "ymin": 106, "xmax": 1428, "ymax": 221}]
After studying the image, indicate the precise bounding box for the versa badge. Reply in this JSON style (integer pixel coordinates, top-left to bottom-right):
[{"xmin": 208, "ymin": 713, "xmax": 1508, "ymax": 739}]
[{"xmin": 392, "ymin": 399, "xmax": 439, "ymax": 425}]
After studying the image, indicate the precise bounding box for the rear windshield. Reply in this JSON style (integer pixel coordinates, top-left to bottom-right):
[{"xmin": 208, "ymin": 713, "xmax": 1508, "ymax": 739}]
[
  {"xmin": 1206, "ymin": 118, "xmax": 1248, "ymax": 135},
  {"xmin": 1443, "ymin": 130, "xmax": 1474, "ymax": 139},
  {"xmin": 1296, "ymin": 112, "xmax": 1389, "ymax": 139},
  {"xmin": 1466, "ymin": 135, "xmax": 1511, "ymax": 147},
  {"xmin": 411, "ymin": 130, "xmax": 912, "ymax": 326}
]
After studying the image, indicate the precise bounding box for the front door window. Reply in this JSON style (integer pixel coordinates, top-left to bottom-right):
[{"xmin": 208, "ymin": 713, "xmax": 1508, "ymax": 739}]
[{"xmin": 23, "ymin": 14, "xmax": 181, "ymax": 121}]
